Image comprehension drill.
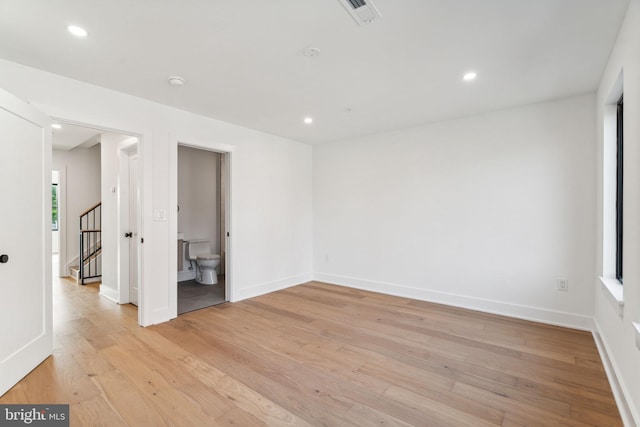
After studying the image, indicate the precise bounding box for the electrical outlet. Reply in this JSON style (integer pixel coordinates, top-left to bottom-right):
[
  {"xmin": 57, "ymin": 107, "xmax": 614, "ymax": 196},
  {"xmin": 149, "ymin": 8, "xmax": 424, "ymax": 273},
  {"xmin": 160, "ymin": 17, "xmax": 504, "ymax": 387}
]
[{"xmin": 557, "ymin": 279, "xmax": 569, "ymax": 292}]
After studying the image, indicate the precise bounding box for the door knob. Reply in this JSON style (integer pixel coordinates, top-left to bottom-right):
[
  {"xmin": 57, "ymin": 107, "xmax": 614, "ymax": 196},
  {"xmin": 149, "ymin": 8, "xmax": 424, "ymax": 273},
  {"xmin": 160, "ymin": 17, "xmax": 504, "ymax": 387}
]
[
  {"xmin": 125, "ymin": 232, "xmax": 133, "ymax": 238},
  {"xmin": 0, "ymin": 254, "xmax": 8, "ymax": 263}
]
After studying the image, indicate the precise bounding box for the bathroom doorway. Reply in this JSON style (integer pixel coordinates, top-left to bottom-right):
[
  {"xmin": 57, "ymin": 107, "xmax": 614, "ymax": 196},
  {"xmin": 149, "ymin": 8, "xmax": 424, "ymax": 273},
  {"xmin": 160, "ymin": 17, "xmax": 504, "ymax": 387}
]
[{"xmin": 176, "ymin": 145, "xmax": 228, "ymax": 314}]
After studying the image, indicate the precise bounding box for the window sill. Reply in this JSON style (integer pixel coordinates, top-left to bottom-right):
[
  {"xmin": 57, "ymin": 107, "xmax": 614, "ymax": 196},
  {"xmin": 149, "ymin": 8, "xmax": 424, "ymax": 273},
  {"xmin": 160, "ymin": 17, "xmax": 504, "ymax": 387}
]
[{"xmin": 599, "ymin": 276, "xmax": 624, "ymax": 318}]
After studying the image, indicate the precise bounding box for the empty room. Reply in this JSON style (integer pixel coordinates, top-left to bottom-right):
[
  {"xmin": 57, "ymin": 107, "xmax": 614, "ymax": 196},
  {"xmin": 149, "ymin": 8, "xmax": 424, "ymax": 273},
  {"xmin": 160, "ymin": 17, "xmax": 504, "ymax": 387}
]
[{"xmin": 1, "ymin": 0, "xmax": 640, "ymax": 425}]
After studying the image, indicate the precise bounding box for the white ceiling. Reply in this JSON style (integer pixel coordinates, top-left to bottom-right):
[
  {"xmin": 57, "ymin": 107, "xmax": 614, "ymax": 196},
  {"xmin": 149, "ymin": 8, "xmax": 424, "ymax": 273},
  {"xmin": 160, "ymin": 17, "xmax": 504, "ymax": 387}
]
[
  {"xmin": 51, "ymin": 122, "xmax": 100, "ymax": 151},
  {"xmin": 0, "ymin": 0, "xmax": 630, "ymax": 144}
]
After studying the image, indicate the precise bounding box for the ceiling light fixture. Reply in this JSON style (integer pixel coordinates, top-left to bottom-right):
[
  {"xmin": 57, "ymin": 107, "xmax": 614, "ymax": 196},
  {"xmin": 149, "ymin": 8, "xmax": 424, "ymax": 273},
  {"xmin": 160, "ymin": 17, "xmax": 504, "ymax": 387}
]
[
  {"xmin": 463, "ymin": 71, "xmax": 477, "ymax": 82},
  {"xmin": 304, "ymin": 117, "xmax": 313, "ymax": 124},
  {"xmin": 52, "ymin": 124, "xmax": 62, "ymax": 129},
  {"xmin": 67, "ymin": 25, "xmax": 88, "ymax": 37},
  {"xmin": 168, "ymin": 76, "xmax": 186, "ymax": 86}
]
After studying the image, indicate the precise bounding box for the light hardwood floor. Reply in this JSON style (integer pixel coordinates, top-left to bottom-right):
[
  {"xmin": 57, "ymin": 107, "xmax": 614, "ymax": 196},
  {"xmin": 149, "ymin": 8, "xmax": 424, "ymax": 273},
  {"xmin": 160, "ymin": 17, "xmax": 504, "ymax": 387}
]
[{"xmin": 0, "ymin": 276, "xmax": 622, "ymax": 426}]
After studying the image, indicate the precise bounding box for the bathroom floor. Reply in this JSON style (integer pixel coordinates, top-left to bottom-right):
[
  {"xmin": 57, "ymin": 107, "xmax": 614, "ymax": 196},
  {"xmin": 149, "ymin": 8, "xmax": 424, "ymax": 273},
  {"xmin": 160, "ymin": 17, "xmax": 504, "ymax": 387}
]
[{"xmin": 177, "ymin": 277, "xmax": 226, "ymax": 314}]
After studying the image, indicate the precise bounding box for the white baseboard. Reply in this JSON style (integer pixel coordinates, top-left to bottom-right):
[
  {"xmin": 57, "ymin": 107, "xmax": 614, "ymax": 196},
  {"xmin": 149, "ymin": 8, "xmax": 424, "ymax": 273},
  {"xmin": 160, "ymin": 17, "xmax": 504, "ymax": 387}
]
[
  {"xmin": 232, "ymin": 272, "xmax": 313, "ymax": 302},
  {"xmin": 313, "ymin": 272, "xmax": 594, "ymax": 331},
  {"xmin": 593, "ymin": 320, "xmax": 638, "ymax": 427},
  {"xmin": 178, "ymin": 269, "xmax": 196, "ymax": 282},
  {"xmin": 99, "ymin": 285, "xmax": 119, "ymax": 303}
]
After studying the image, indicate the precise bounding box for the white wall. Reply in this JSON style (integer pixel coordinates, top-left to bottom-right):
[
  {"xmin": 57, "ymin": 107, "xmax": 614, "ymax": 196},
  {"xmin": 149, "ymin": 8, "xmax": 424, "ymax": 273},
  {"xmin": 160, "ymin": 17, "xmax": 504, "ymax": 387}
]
[
  {"xmin": 595, "ymin": 0, "xmax": 640, "ymax": 424},
  {"xmin": 0, "ymin": 58, "xmax": 313, "ymax": 326},
  {"xmin": 52, "ymin": 145, "xmax": 101, "ymax": 272},
  {"xmin": 178, "ymin": 146, "xmax": 220, "ymax": 258},
  {"xmin": 100, "ymin": 133, "xmax": 134, "ymax": 302},
  {"xmin": 314, "ymin": 94, "xmax": 596, "ymax": 329}
]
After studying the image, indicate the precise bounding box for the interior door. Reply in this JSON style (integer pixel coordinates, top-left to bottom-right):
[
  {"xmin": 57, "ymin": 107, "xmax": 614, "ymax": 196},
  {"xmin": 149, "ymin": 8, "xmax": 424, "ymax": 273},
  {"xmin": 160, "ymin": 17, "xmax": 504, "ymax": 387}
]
[
  {"xmin": 0, "ymin": 89, "xmax": 52, "ymax": 396},
  {"xmin": 129, "ymin": 150, "xmax": 139, "ymax": 306}
]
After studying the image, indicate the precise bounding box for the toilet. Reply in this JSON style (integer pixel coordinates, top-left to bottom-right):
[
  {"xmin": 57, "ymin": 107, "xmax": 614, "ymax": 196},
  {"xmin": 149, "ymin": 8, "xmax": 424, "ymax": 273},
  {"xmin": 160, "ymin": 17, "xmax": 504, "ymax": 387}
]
[{"xmin": 186, "ymin": 240, "xmax": 220, "ymax": 285}]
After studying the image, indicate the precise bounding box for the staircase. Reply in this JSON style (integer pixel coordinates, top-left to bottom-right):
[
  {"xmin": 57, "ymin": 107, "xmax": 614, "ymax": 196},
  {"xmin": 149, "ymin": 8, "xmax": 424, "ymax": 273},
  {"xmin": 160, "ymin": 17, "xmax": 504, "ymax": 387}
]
[{"xmin": 77, "ymin": 202, "xmax": 102, "ymax": 285}]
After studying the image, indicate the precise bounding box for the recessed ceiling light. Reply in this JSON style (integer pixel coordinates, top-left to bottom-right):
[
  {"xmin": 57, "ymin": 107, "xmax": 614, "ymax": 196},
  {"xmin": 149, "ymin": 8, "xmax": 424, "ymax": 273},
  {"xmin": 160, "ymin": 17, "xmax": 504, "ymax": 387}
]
[
  {"xmin": 304, "ymin": 117, "xmax": 313, "ymax": 124},
  {"xmin": 52, "ymin": 124, "xmax": 62, "ymax": 129},
  {"xmin": 67, "ymin": 25, "xmax": 88, "ymax": 37},
  {"xmin": 301, "ymin": 47, "xmax": 321, "ymax": 58},
  {"xmin": 463, "ymin": 71, "xmax": 477, "ymax": 82},
  {"xmin": 168, "ymin": 76, "xmax": 186, "ymax": 86}
]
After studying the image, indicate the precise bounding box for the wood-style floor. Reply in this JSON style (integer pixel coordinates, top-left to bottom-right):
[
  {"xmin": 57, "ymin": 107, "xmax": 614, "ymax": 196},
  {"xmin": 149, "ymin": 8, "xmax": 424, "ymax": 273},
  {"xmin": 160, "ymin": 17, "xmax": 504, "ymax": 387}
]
[{"xmin": 0, "ymin": 276, "xmax": 621, "ymax": 426}]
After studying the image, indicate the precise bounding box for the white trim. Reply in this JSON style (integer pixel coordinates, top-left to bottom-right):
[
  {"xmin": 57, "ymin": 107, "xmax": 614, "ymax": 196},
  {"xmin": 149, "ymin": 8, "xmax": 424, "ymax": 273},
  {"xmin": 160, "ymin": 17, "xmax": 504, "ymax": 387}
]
[
  {"xmin": 314, "ymin": 273, "xmax": 594, "ymax": 331},
  {"xmin": 600, "ymin": 276, "xmax": 625, "ymax": 317},
  {"xmin": 593, "ymin": 320, "xmax": 638, "ymax": 426},
  {"xmin": 65, "ymin": 255, "xmax": 79, "ymax": 276},
  {"xmin": 633, "ymin": 322, "xmax": 640, "ymax": 352},
  {"xmin": 57, "ymin": 166, "xmax": 68, "ymax": 278},
  {"xmin": 178, "ymin": 270, "xmax": 197, "ymax": 282},
  {"xmin": 99, "ymin": 285, "xmax": 120, "ymax": 303},
  {"xmin": 233, "ymin": 273, "xmax": 313, "ymax": 302}
]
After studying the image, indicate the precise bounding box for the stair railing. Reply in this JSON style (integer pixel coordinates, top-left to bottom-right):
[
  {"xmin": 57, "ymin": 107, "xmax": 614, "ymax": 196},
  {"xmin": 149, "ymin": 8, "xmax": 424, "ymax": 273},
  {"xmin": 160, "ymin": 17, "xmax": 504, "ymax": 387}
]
[{"xmin": 79, "ymin": 202, "xmax": 102, "ymax": 285}]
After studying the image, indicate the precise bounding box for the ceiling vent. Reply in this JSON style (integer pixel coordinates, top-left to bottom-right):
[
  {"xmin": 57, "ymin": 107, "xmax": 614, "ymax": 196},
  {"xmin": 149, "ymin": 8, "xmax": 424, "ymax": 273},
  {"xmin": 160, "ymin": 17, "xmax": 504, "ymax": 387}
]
[{"xmin": 338, "ymin": 0, "xmax": 381, "ymax": 25}]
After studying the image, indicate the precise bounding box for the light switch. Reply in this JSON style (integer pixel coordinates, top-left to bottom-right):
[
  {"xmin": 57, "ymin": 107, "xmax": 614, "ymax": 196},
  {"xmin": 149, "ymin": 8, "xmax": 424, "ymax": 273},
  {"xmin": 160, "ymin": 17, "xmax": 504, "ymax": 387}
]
[{"xmin": 153, "ymin": 209, "xmax": 167, "ymax": 221}]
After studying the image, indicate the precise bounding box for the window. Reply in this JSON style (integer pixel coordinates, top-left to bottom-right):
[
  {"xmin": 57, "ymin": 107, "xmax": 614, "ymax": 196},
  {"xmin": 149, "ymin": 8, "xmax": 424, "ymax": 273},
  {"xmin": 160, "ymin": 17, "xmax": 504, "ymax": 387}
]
[
  {"xmin": 52, "ymin": 183, "xmax": 59, "ymax": 231},
  {"xmin": 615, "ymin": 95, "xmax": 623, "ymax": 283}
]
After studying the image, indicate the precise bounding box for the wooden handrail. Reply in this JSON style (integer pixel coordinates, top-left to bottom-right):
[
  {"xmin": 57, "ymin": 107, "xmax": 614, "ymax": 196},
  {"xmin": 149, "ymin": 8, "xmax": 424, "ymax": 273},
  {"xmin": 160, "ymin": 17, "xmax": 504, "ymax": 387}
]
[{"xmin": 79, "ymin": 201, "xmax": 102, "ymax": 218}]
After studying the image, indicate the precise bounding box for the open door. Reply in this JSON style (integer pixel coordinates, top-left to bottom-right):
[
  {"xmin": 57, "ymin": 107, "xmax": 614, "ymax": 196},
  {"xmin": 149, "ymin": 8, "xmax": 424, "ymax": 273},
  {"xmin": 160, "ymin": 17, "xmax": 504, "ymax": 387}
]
[{"xmin": 0, "ymin": 89, "xmax": 52, "ymax": 396}]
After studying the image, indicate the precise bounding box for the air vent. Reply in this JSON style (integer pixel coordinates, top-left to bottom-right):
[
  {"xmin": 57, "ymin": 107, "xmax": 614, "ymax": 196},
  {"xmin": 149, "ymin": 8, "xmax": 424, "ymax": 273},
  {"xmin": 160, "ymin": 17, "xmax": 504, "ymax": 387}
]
[{"xmin": 338, "ymin": 0, "xmax": 381, "ymax": 25}]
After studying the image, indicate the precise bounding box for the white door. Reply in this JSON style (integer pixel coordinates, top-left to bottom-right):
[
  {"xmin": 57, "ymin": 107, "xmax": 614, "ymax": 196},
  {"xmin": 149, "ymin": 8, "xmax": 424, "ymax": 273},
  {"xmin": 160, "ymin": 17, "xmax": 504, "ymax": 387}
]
[
  {"xmin": 129, "ymin": 150, "xmax": 139, "ymax": 306},
  {"xmin": 0, "ymin": 89, "xmax": 52, "ymax": 396}
]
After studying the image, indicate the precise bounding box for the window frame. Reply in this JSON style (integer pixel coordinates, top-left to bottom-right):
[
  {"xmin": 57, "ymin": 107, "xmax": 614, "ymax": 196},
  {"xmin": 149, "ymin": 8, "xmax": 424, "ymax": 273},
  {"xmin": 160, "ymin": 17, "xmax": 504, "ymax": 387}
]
[
  {"xmin": 615, "ymin": 94, "xmax": 623, "ymax": 283},
  {"xmin": 52, "ymin": 182, "xmax": 59, "ymax": 231}
]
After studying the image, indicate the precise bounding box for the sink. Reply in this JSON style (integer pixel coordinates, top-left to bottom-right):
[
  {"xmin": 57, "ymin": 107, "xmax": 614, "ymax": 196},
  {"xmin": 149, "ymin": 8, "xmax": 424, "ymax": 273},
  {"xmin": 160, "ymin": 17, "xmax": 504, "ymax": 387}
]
[{"xmin": 177, "ymin": 232, "xmax": 184, "ymax": 240}]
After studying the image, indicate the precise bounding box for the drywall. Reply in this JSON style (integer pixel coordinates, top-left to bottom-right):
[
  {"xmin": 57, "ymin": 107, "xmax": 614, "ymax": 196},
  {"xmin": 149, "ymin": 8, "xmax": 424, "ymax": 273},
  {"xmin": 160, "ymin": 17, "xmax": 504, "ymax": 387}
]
[
  {"xmin": 178, "ymin": 145, "xmax": 220, "ymax": 273},
  {"xmin": 100, "ymin": 132, "xmax": 134, "ymax": 302},
  {"xmin": 314, "ymin": 94, "xmax": 596, "ymax": 329},
  {"xmin": 595, "ymin": 0, "xmax": 640, "ymax": 424},
  {"xmin": 52, "ymin": 145, "xmax": 101, "ymax": 274},
  {"xmin": 0, "ymin": 58, "xmax": 313, "ymax": 326}
]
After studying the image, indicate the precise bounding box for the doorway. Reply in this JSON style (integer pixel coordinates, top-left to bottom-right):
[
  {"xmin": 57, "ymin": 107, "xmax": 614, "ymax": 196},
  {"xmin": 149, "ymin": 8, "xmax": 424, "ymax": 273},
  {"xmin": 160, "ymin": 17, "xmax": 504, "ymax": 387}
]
[
  {"xmin": 176, "ymin": 144, "xmax": 229, "ymax": 314},
  {"xmin": 121, "ymin": 146, "xmax": 140, "ymax": 306},
  {"xmin": 50, "ymin": 122, "xmax": 143, "ymax": 320}
]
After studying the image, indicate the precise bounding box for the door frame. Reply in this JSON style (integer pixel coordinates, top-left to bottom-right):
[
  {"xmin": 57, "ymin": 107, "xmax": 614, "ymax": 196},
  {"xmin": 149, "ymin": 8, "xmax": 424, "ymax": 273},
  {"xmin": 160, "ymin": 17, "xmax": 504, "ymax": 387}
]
[
  {"xmin": 55, "ymin": 166, "xmax": 68, "ymax": 278},
  {"xmin": 169, "ymin": 135, "xmax": 235, "ymax": 318},
  {"xmin": 50, "ymin": 117, "xmax": 147, "ymax": 326}
]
